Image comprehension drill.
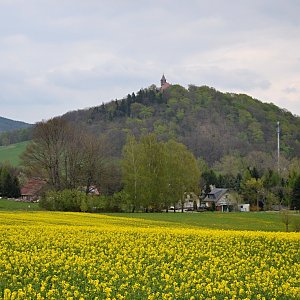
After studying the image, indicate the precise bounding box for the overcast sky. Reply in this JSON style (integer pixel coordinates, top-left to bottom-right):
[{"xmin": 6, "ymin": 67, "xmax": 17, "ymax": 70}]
[{"xmin": 1, "ymin": 0, "xmax": 299, "ymax": 123}]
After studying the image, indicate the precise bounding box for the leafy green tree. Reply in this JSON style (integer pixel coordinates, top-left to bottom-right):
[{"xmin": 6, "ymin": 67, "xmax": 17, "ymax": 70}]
[
  {"xmin": 139, "ymin": 134, "xmax": 166, "ymax": 211},
  {"xmin": 165, "ymin": 140, "xmax": 200, "ymax": 212},
  {"xmin": 122, "ymin": 134, "xmax": 200, "ymax": 212},
  {"xmin": 241, "ymin": 177, "xmax": 264, "ymax": 210},
  {"xmin": 122, "ymin": 135, "xmax": 143, "ymax": 212},
  {"xmin": 262, "ymin": 169, "xmax": 280, "ymax": 189},
  {"xmin": 213, "ymin": 154, "xmax": 245, "ymax": 177}
]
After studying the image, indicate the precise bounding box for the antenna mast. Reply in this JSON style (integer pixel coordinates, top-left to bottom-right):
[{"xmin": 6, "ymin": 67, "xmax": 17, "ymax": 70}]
[{"xmin": 277, "ymin": 121, "xmax": 280, "ymax": 173}]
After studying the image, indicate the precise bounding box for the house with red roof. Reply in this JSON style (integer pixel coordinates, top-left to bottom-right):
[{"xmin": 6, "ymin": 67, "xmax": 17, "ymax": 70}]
[{"xmin": 20, "ymin": 178, "xmax": 47, "ymax": 202}]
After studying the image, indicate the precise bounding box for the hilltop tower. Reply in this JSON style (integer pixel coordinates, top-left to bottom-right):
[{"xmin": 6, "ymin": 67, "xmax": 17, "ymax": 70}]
[
  {"xmin": 160, "ymin": 74, "xmax": 171, "ymax": 91},
  {"xmin": 161, "ymin": 74, "xmax": 167, "ymax": 86}
]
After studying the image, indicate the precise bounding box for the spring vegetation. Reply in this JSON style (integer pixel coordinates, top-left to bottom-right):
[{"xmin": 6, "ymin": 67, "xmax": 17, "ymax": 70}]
[
  {"xmin": 1, "ymin": 84, "xmax": 299, "ymax": 299},
  {"xmin": 1, "ymin": 84, "xmax": 300, "ymax": 213},
  {"xmin": 0, "ymin": 212, "xmax": 299, "ymax": 299}
]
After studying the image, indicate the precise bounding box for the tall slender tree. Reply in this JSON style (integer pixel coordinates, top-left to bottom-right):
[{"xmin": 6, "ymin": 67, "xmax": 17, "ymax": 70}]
[{"xmin": 122, "ymin": 135, "xmax": 143, "ymax": 212}]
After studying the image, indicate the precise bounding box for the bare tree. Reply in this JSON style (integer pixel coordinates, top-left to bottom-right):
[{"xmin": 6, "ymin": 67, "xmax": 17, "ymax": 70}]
[
  {"xmin": 21, "ymin": 118, "xmax": 118, "ymax": 194},
  {"xmin": 21, "ymin": 118, "xmax": 70, "ymax": 190}
]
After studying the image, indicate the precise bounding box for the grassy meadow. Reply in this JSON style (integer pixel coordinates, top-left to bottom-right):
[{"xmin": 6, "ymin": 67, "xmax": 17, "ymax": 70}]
[
  {"xmin": 108, "ymin": 211, "xmax": 298, "ymax": 232},
  {"xmin": 0, "ymin": 210, "xmax": 299, "ymax": 299},
  {"xmin": 0, "ymin": 198, "xmax": 41, "ymax": 211},
  {"xmin": 0, "ymin": 141, "xmax": 28, "ymax": 166}
]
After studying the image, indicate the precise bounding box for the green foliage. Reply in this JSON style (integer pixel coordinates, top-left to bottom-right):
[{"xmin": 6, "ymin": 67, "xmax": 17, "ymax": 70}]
[
  {"xmin": 0, "ymin": 166, "xmax": 20, "ymax": 198},
  {"xmin": 165, "ymin": 139, "xmax": 200, "ymax": 210},
  {"xmin": 40, "ymin": 189, "xmax": 122, "ymax": 213},
  {"xmin": 241, "ymin": 177, "xmax": 264, "ymax": 209},
  {"xmin": 40, "ymin": 189, "xmax": 85, "ymax": 211},
  {"xmin": 122, "ymin": 134, "xmax": 200, "ymax": 212},
  {"xmin": 11, "ymin": 83, "xmax": 300, "ymax": 170},
  {"xmin": 0, "ymin": 127, "xmax": 32, "ymax": 146},
  {"xmin": 201, "ymin": 170, "xmax": 218, "ymax": 194}
]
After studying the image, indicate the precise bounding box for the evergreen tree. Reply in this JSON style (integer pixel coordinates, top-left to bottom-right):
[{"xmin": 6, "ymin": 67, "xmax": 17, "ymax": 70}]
[
  {"xmin": 11, "ymin": 176, "xmax": 21, "ymax": 198},
  {"xmin": 201, "ymin": 170, "xmax": 218, "ymax": 194},
  {"xmin": 291, "ymin": 175, "xmax": 300, "ymax": 210},
  {"xmin": 0, "ymin": 166, "xmax": 20, "ymax": 198}
]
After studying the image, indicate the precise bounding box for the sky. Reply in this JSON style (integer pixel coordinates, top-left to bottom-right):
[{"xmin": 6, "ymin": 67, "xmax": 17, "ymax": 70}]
[{"xmin": 0, "ymin": 0, "xmax": 300, "ymax": 124}]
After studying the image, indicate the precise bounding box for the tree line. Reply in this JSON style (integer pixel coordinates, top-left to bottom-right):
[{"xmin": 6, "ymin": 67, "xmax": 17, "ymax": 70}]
[
  {"xmin": 200, "ymin": 166, "xmax": 300, "ymax": 210},
  {"xmin": 16, "ymin": 117, "xmax": 300, "ymax": 212},
  {"xmin": 0, "ymin": 127, "xmax": 32, "ymax": 146}
]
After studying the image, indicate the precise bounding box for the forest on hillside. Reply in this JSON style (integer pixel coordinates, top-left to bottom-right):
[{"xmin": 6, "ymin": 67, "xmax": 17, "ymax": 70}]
[
  {"xmin": 0, "ymin": 117, "xmax": 31, "ymax": 134},
  {"xmin": 19, "ymin": 117, "xmax": 300, "ymax": 212},
  {"xmin": 61, "ymin": 84, "xmax": 300, "ymax": 167},
  {"xmin": 3, "ymin": 84, "xmax": 299, "ymax": 212}
]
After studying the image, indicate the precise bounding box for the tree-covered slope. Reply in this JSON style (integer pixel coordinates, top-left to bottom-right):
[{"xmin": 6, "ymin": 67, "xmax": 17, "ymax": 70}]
[
  {"xmin": 62, "ymin": 84, "xmax": 300, "ymax": 165},
  {"xmin": 0, "ymin": 116, "xmax": 32, "ymax": 133}
]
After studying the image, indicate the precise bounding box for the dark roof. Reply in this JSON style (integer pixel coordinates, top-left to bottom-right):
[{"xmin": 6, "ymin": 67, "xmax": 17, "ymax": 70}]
[{"xmin": 205, "ymin": 188, "xmax": 228, "ymax": 201}]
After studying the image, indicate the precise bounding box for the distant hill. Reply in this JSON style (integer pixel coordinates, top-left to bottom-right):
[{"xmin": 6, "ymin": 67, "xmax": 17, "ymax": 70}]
[
  {"xmin": 61, "ymin": 84, "xmax": 300, "ymax": 166},
  {"xmin": 0, "ymin": 116, "xmax": 32, "ymax": 133}
]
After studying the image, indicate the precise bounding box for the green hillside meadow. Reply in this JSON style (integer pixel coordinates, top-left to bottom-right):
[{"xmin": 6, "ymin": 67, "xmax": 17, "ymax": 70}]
[{"xmin": 0, "ymin": 141, "xmax": 28, "ymax": 166}]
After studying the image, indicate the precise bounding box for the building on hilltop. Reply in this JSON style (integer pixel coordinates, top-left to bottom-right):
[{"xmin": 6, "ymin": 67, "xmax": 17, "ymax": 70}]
[{"xmin": 160, "ymin": 74, "xmax": 171, "ymax": 91}]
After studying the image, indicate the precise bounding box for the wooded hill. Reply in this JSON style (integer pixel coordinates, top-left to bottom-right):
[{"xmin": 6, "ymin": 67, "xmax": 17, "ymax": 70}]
[
  {"xmin": 61, "ymin": 84, "xmax": 300, "ymax": 166},
  {"xmin": 0, "ymin": 116, "xmax": 31, "ymax": 133},
  {"xmin": 0, "ymin": 117, "xmax": 32, "ymax": 146}
]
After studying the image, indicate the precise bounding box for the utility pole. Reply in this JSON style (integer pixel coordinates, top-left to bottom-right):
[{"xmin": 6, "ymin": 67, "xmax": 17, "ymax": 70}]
[{"xmin": 277, "ymin": 121, "xmax": 280, "ymax": 173}]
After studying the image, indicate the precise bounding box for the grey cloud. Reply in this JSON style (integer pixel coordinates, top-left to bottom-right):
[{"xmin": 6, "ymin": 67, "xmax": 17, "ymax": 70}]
[
  {"xmin": 0, "ymin": 0, "xmax": 300, "ymax": 122},
  {"xmin": 182, "ymin": 66, "xmax": 271, "ymax": 91},
  {"xmin": 283, "ymin": 87, "xmax": 298, "ymax": 94}
]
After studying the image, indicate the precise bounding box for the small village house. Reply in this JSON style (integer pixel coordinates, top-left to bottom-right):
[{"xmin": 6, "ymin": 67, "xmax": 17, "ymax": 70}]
[
  {"xmin": 202, "ymin": 188, "xmax": 235, "ymax": 212},
  {"xmin": 20, "ymin": 178, "xmax": 46, "ymax": 202}
]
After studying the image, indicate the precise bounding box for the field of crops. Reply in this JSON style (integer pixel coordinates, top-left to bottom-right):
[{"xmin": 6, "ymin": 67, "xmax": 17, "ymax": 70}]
[{"xmin": 0, "ymin": 212, "xmax": 299, "ymax": 299}]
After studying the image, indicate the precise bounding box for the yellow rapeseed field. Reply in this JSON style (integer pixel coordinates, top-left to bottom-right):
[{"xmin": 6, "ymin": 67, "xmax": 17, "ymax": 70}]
[{"xmin": 0, "ymin": 212, "xmax": 299, "ymax": 299}]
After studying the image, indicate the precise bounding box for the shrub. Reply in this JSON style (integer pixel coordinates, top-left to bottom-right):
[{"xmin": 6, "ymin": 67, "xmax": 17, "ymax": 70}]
[
  {"xmin": 40, "ymin": 190, "xmax": 124, "ymax": 212},
  {"xmin": 40, "ymin": 189, "xmax": 87, "ymax": 212}
]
